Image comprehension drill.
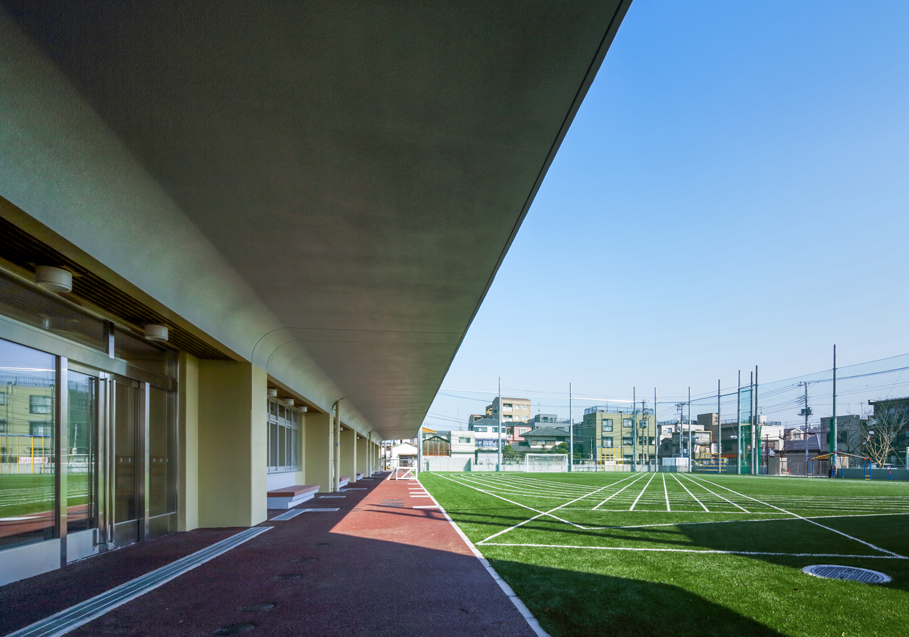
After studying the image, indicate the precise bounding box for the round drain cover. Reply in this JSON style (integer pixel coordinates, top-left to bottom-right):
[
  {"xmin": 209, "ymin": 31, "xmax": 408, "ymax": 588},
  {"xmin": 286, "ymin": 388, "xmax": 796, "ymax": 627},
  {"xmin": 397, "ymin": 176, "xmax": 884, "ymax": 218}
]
[{"xmin": 802, "ymin": 565, "xmax": 891, "ymax": 584}]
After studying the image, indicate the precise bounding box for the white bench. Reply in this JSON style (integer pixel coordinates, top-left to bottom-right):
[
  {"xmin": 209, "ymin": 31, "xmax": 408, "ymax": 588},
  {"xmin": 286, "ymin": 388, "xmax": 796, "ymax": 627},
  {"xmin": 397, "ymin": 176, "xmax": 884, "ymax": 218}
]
[
  {"xmin": 267, "ymin": 484, "xmax": 320, "ymax": 509},
  {"xmin": 339, "ymin": 476, "xmax": 350, "ymax": 488}
]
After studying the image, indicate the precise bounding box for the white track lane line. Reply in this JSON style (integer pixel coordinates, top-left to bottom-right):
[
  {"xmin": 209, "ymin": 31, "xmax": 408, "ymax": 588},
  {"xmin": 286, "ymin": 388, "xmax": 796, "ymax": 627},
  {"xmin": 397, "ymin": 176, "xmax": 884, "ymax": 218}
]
[
  {"xmin": 470, "ymin": 477, "xmax": 632, "ymax": 545},
  {"xmin": 663, "ymin": 474, "xmax": 670, "ymax": 512},
  {"xmin": 688, "ymin": 475, "xmax": 907, "ymax": 559},
  {"xmin": 591, "ymin": 473, "xmax": 649, "ymax": 510},
  {"xmin": 679, "ymin": 474, "xmax": 749, "ymax": 513},
  {"xmin": 629, "ymin": 473, "xmax": 656, "ymax": 511},
  {"xmin": 671, "ymin": 474, "xmax": 709, "ymax": 511},
  {"xmin": 479, "ymin": 542, "xmax": 905, "ymax": 559}
]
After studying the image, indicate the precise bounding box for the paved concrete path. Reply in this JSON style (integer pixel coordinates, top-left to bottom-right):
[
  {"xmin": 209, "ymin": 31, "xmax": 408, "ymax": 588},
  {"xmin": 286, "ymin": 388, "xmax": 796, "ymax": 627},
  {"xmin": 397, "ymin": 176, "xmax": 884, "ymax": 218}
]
[{"xmin": 1, "ymin": 474, "xmax": 537, "ymax": 637}]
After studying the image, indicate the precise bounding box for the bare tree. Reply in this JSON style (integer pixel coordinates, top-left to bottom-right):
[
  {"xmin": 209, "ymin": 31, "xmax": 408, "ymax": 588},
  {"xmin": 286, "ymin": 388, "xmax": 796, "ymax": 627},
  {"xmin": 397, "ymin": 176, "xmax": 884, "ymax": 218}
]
[{"xmin": 861, "ymin": 408, "xmax": 909, "ymax": 467}]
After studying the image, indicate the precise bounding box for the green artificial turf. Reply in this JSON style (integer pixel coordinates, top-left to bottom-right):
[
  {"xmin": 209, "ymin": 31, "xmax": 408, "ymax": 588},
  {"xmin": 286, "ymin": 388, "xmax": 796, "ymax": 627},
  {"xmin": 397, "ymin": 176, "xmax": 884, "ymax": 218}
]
[
  {"xmin": 421, "ymin": 471, "xmax": 909, "ymax": 637},
  {"xmin": 0, "ymin": 474, "xmax": 89, "ymax": 517}
]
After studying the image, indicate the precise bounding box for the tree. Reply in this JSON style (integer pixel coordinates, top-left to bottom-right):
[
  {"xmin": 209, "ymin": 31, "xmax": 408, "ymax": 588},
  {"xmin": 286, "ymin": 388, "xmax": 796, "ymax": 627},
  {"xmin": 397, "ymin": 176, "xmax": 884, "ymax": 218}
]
[
  {"xmin": 861, "ymin": 407, "xmax": 909, "ymax": 466},
  {"xmin": 550, "ymin": 442, "xmax": 570, "ymax": 455},
  {"xmin": 503, "ymin": 444, "xmax": 516, "ymax": 459}
]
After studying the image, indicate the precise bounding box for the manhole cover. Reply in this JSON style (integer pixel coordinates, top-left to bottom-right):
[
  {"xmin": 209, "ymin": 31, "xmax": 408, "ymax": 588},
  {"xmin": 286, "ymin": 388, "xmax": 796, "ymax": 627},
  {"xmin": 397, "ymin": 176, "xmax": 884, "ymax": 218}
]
[{"xmin": 802, "ymin": 565, "xmax": 891, "ymax": 584}]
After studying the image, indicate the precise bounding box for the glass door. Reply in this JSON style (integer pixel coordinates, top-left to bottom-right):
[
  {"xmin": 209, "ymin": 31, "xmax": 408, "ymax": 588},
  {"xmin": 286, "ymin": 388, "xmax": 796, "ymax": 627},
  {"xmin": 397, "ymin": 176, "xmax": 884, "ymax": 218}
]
[
  {"xmin": 111, "ymin": 379, "xmax": 139, "ymax": 546},
  {"xmin": 66, "ymin": 369, "xmax": 102, "ymax": 561}
]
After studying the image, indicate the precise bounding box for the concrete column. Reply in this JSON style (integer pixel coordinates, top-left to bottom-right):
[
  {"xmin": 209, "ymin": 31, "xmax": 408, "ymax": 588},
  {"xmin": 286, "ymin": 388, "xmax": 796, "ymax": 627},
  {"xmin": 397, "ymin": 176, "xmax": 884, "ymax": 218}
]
[
  {"xmin": 177, "ymin": 352, "xmax": 199, "ymax": 532},
  {"xmin": 197, "ymin": 361, "xmax": 267, "ymax": 528},
  {"xmin": 356, "ymin": 434, "xmax": 367, "ymax": 478},
  {"xmin": 305, "ymin": 411, "xmax": 332, "ymax": 492},
  {"xmin": 340, "ymin": 427, "xmax": 357, "ymax": 483}
]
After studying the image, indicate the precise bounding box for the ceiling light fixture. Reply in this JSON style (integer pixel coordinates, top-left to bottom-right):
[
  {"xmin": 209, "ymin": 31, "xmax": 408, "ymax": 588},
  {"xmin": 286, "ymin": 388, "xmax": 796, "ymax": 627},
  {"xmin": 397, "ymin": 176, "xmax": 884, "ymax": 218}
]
[
  {"xmin": 144, "ymin": 324, "xmax": 169, "ymax": 342},
  {"xmin": 35, "ymin": 266, "xmax": 73, "ymax": 293}
]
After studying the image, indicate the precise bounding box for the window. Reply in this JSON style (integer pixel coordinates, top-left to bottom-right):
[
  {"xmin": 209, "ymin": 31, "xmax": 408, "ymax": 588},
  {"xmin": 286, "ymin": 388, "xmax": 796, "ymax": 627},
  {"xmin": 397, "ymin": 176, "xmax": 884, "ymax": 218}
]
[
  {"xmin": 29, "ymin": 394, "xmax": 52, "ymax": 414},
  {"xmin": 0, "ymin": 418, "xmax": 6, "ymax": 433},
  {"xmin": 503, "ymin": 403, "xmax": 512, "ymax": 409},
  {"xmin": 29, "ymin": 421, "xmax": 53, "ymax": 437},
  {"xmin": 475, "ymin": 426, "xmax": 487, "ymax": 432},
  {"xmin": 503, "ymin": 415, "xmax": 513, "ymax": 422},
  {"xmin": 458, "ymin": 437, "xmax": 471, "ymax": 444},
  {"xmin": 622, "ymin": 436, "xmax": 633, "ymax": 446},
  {"xmin": 267, "ymin": 400, "xmax": 299, "ymax": 472},
  {"xmin": 602, "ymin": 418, "xmax": 613, "ymax": 433},
  {"xmin": 623, "ymin": 418, "xmax": 633, "ymax": 428},
  {"xmin": 602, "ymin": 436, "xmax": 613, "ymax": 447},
  {"xmin": 0, "ymin": 390, "xmax": 5, "ymax": 405}
]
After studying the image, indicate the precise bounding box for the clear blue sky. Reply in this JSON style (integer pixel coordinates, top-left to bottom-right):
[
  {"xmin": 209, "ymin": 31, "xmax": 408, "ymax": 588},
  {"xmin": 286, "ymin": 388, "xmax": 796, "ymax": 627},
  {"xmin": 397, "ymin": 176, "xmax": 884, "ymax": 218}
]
[{"xmin": 426, "ymin": 1, "xmax": 909, "ymax": 430}]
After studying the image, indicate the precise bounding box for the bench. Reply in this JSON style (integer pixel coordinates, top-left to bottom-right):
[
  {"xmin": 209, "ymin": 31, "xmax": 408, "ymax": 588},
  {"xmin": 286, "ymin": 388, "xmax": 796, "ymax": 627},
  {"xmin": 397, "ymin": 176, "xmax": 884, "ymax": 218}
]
[
  {"xmin": 355, "ymin": 472, "xmax": 363, "ymax": 480},
  {"xmin": 267, "ymin": 484, "xmax": 320, "ymax": 510},
  {"xmin": 339, "ymin": 476, "xmax": 350, "ymax": 488}
]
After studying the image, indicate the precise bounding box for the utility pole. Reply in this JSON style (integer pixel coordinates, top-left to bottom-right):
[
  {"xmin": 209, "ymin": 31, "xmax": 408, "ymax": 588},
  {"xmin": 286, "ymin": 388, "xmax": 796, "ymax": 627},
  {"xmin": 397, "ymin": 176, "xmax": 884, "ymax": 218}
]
[
  {"xmin": 736, "ymin": 370, "xmax": 742, "ymax": 475},
  {"xmin": 831, "ymin": 345, "xmax": 837, "ymax": 475},
  {"xmin": 633, "ymin": 387, "xmax": 637, "ymax": 472},
  {"xmin": 799, "ymin": 381, "xmax": 812, "ymax": 477},
  {"xmin": 497, "ymin": 377, "xmax": 502, "ymax": 472},
  {"xmin": 753, "ymin": 366, "xmax": 759, "ymax": 475},
  {"xmin": 688, "ymin": 387, "xmax": 692, "ymax": 472},
  {"xmin": 569, "ymin": 382, "xmax": 573, "ymax": 471},
  {"xmin": 654, "ymin": 387, "xmax": 659, "ymax": 471},
  {"xmin": 717, "ymin": 380, "xmax": 721, "ymax": 472}
]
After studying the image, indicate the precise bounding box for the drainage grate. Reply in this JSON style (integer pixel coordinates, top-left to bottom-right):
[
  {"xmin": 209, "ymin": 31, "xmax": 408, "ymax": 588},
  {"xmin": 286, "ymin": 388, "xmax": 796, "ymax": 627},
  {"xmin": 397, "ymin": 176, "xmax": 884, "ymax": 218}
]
[
  {"xmin": 319, "ymin": 495, "xmax": 345, "ymax": 498},
  {"xmin": 9, "ymin": 527, "xmax": 271, "ymax": 637},
  {"xmin": 802, "ymin": 565, "xmax": 891, "ymax": 584},
  {"xmin": 272, "ymin": 509, "xmax": 305, "ymax": 521},
  {"xmin": 339, "ymin": 488, "xmax": 367, "ymax": 491},
  {"xmin": 301, "ymin": 508, "xmax": 340, "ymax": 512}
]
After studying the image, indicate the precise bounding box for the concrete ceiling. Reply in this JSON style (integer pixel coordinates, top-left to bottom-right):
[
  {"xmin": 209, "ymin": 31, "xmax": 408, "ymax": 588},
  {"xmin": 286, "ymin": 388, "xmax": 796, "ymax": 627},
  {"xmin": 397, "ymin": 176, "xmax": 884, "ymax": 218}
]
[{"xmin": 3, "ymin": 1, "xmax": 630, "ymax": 439}]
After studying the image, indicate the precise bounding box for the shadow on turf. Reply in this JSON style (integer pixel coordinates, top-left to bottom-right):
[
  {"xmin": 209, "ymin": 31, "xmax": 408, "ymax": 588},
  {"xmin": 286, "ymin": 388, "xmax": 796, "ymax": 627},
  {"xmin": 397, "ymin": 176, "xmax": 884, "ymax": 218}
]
[{"xmin": 488, "ymin": 558, "xmax": 783, "ymax": 637}]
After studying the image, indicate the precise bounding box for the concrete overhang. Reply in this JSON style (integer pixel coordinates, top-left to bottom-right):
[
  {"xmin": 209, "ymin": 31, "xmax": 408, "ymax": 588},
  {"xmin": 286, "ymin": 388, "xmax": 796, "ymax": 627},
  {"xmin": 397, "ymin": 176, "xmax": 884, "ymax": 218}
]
[{"xmin": 0, "ymin": 1, "xmax": 631, "ymax": 439}]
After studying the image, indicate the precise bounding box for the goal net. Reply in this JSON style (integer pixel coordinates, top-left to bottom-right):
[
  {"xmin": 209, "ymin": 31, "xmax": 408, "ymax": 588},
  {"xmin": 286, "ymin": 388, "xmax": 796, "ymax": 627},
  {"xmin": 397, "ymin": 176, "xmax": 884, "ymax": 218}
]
[{"xmin": 525, "ymin": 454, "xmax": 568, "ymax": 472}]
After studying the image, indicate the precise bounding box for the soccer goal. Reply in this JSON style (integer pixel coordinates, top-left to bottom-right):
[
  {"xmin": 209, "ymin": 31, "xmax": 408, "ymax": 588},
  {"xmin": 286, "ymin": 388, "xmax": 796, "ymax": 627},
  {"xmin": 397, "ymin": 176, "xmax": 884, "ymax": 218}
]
[{"xmin": 525, "ymin": 454, "xmax": 568, "ymax": 472}]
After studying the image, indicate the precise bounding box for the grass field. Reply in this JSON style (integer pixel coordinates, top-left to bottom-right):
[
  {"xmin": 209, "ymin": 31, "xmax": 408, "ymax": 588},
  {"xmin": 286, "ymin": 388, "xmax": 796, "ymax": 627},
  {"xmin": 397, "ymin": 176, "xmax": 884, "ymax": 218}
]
[
  {"xmin": 420, "ymin": 471, "xmax": 909, "ymax": 637},
  {"xmin": 0, "ymin": 474, "xmax": 89, "ymax": 518}
]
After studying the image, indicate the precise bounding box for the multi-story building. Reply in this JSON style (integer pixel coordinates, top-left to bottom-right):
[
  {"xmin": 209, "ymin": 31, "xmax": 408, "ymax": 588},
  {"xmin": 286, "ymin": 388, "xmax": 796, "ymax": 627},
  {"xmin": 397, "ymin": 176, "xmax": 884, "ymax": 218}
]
[
  {"xmin": 485, "ymin": 397, "xmax": 532, "ymax": 424},
  {"xmin": 576, "ymin": 404, "xmax": 657, "ymax": 464}
]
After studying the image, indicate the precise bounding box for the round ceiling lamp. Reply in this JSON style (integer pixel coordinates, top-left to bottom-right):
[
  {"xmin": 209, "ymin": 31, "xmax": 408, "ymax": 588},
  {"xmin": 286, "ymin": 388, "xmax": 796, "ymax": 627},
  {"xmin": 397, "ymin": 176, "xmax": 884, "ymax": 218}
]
[
  {"xmin": 145, "ymin": 324, "xmax": 169, "ymax": 342},
  {"xmin": 35, "ymin": 266, "xmax": 73, "ymax": 293}
]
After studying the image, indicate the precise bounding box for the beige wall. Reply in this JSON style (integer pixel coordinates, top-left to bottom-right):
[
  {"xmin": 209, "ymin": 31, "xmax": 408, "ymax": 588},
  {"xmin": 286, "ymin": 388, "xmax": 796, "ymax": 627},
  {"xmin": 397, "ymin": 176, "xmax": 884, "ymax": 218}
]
[
  {"xmin": 177, "ymin": 352, "xmax": 200, "ymax": 531},
  {"xmin": 305, "ymin": 411, "xmax": 332, "ymax": 492},
  {"xmin": 340, "ymin": 427, "xmax": 356, "ymax": 482},
  {"xmin": 197, "ymin": 361, "xmax": 267, "ymax": 527},
  {"xmin": 356, "ymin": 435, "xmax": 367, "ymax": 476}
]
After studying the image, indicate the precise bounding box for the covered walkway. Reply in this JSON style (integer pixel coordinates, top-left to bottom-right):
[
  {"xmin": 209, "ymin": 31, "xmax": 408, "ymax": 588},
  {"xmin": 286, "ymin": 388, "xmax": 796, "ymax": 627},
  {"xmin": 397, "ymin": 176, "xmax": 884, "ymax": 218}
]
[{"xmin": 0, "ymin": 475, "xmax": 539, "ymax": 637}]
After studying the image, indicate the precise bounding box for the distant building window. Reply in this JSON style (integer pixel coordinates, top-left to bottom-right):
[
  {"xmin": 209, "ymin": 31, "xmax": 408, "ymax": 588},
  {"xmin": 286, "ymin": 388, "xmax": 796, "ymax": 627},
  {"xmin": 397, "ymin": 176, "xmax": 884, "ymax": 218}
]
[
  {"xmin": 603, "ymin": 436, "xmax": 613, "ymax": 446},
  {"xmin": 30, "ymin": 395, "xmax": 52, "ymax": 414},
  {"xmin": 475, "ymin": 426, "xmax": 487, "ymax": 432},
  {"xmin": 623, "ymin": 418, "xmax": 633, "ymax": 429},
  {"xmin": 503, "ymin": 403, "xmax": 513, "ymax": 409},
  {"xmin": 0, "ymin": 391, "xmax": 5, "ymax": 405},
  {"xmin": 29, "ymin": 421, "xmax": 52, "ymax": 437},
  {"xmin": 458, "ymin": 437, "xmax": 471, "ymax": 444},
  {"xmin": 0, "ymin": 418, "xmax": 6, "ymax": 433},
  {"xmin": 622, "ymin": 436, "xmax": 633, "ymax": 446},
  {"xmin": 602, "ymin": 419, "xmax": 613, "ymax": 433},
  {"xmin": 503, "ymin": 415, "xmax": 513, "ymax": 421}
]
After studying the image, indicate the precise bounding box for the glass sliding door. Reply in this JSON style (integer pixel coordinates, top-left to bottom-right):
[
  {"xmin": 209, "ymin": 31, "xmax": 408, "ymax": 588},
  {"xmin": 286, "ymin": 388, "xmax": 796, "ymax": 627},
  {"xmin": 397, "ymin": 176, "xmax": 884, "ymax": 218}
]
[
  {"xmin": 0, "ymin": 339, "xmax": 56, "ymax": 550},
  {"xmin": 148, "ymin": 386, "xmax": 176, "ymax": 538},
  {"xmin": 112, "ymin": 379, "xmax": 139, "ymax": 546}
]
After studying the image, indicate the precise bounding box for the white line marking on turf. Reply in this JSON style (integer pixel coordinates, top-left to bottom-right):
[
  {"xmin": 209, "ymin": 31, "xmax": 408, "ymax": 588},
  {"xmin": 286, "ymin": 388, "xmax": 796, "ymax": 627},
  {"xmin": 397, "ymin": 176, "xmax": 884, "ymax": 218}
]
[
  {"xmin": 480, "ymin": 542, "xmax": 906, "ymax": 559},
  {"xmin": 687, "ymin": 475, "xmax": 908, "ymax": 559},
  {"xmin": 591, "ymin": 473, "xmax": 649, "ymax": 510},
  {"xmin": 470, "ymin": 476, "xmax": 636, "ymax": 544},
  {"xmin": 630, "ymin": 473, "xmax": 656, "ymax": 511},
  {"xmin": 671, "ymin": 474, "xmax": 709, "ymax": 512},
  {"xmin": 663, "ymin": 474, "xmax": 670, "ymax": 512},
  {"xmin": 420, "ymin": 483, "xmax": 552, "ymax": 637},
  {"xmin": 679, "ymin": 474, "xmax": 749, "ymax": 513},
  {"xmin": 436, "ymin": 475, "xmax": 584, "ymax": 531}
]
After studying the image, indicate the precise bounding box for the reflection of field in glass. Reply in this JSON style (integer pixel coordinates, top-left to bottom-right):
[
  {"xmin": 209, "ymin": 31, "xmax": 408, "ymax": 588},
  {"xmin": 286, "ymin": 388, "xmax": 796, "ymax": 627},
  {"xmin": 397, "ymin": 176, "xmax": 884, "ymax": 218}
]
[
  {"xmin": 0, "ymin": 475, "xmax": 89, "ymax": 517},
  {"xmin": 423, "ymin": 472, "xmax": 909, "ymax": 637}
]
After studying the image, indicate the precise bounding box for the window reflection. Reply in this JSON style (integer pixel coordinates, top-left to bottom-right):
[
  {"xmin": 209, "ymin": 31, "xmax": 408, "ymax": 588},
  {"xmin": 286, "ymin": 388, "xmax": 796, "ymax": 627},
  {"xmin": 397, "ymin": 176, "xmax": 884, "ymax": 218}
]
[{"xmin": 0, "ymin": 339, "xmax": 56, "ymax": 550}]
